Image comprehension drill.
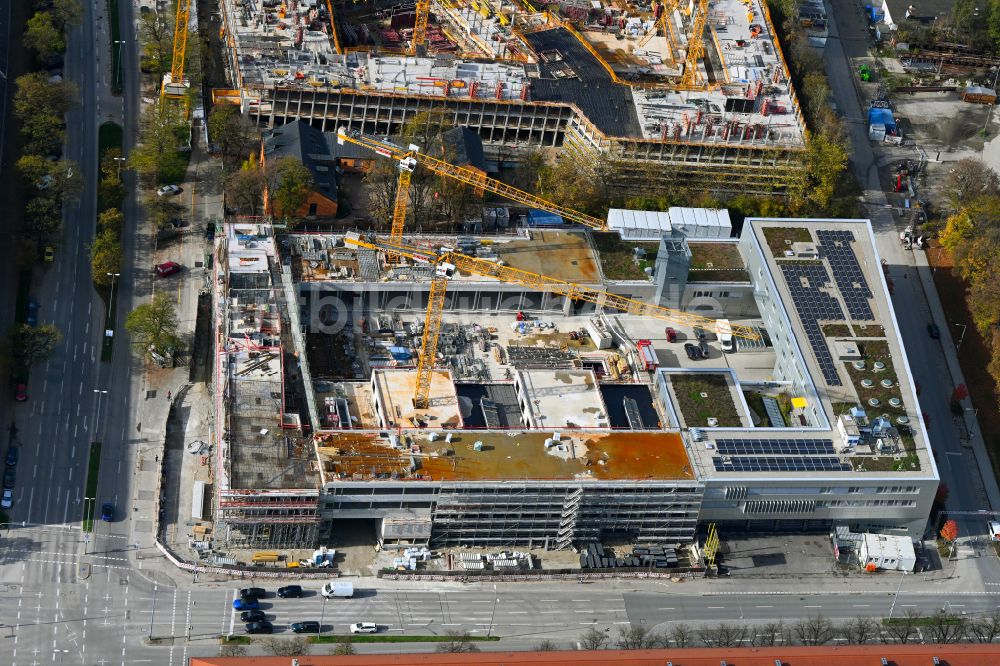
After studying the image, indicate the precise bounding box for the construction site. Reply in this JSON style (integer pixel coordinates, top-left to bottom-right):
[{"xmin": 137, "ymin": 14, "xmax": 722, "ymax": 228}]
[
  {"xmin": 203, "ymin": 207, "xmax": 940, "ymax": 557},
  {"xmin": 211, "ymin": 0, "xmax": 809, "ymax": 193}
]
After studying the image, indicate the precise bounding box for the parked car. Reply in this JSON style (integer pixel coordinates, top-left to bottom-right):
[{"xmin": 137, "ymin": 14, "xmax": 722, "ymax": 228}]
[
  {"xmin": 43, "ymin": 246, "xmax": 55, "ymax": 262},
  {"xmin": 155, "ymin": 261, "xmax": 181, "ymax": 278},
  {"xmin": 26, "ymin": 298, "xmax": 39, "ymax": 327},
  {"xmin": 291, "ymin": 621, "xmax": 320, "ymax": 634},
  {"xmin": 277, "ymin": 585, "xmax": 303, "ymax": 598},
  {"xmin": 683, "ymin": 343, "xmax": 700, "ymax": 360},
  {"xmin": 240, "ymin": 610, "xmax": 266, "ymax": 623},
  {"xmin": 1, "ymin": 489, "xmax": 12, "ymax": 509},
  {"xmin": 698, "ymin": 338, "xmax": 710, "ymax": 358},
  {"xmin": 239, "ymin": 587, "xmax": 267, "ymax": 599},
  {"xmin": 100, "ymin": 502, "xmax": 114, "ymax": 522},
  {"xmin": 157, "ymin": 184, "xmax": 181, "ymax": 197},
  {"xmin": 349, "ymin": 622, "xmax": 378, "ymax": 634},
  {"xmin": 3, "ymin": 467, "xmax": 15, "ymax": 489},
  {"xmin": 665, "ymin": 327, "xmax": 677, "ymax": 343},
  {"xmin": 233, "ymin": 598, "xmax": 259, "ymax": 611},
  {"xmin": 14, "ymin": 384, "xmax": 27, "ymax": 402},
  {"xmin": 244, "ymin": 621, "xmax": 273, "ymax": 634},
  {"xmin": 927, "ymin": 323, "xmax": 941, "ymax": 339},
  {"xmin": 6, "ymin": 447, "xmax": 18, "ymax": 467},
  {"xmin": 204, "ymin": 224, "xmax": 216, "ymax": 241}
]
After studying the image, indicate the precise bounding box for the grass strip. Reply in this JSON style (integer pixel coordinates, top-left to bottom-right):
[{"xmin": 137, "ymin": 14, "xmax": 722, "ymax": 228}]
[
  {"xmin": 97, "ymin": 122, "xmax": 124, "ymax": 362},
  {"xmin": 882, "ymin": 615, "xmax": 960, "ymax": 627},
  {"xmin": 107, "ymin": 0, "xmax": 122, "ymax": 94},
  {"xmin": 98, "ymin": 122, "xmax": 124, "ymax": 156},
  {"xmin": 308, "ymin": 635, "xmax": 500, "ymax": 644},
  {"xmin": 220, "ymin": 636, "xmax": 252, "ymax": 645},
  {"xmin": 82, "ymin": 442, "xmax": 102, "ymax": 532}
]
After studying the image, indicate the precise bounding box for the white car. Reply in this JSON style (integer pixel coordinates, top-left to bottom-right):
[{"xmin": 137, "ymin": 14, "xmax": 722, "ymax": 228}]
[
  {"xmin": 349, "ymin": 622, "xmax": 377, "ymax": 634},
  {"xmin": 157, "ymin": 184, "xmax": 182, "ymax": 197},
  {"xmin": 1, "ymin": 489, "xmax": 12, "ymax": 509}
]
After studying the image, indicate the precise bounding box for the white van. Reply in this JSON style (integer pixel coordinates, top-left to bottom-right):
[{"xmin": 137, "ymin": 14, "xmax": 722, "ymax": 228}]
[
  {"xmin": 321, "ymin": 581, "xmax": 354, "ymax": 598},
  {"xmin": 717, "ymin": 319, "xmax": 735, "ymax": 353}
]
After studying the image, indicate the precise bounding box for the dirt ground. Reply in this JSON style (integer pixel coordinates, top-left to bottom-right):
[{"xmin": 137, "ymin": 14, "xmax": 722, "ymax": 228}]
[{"xmin": 926, "ymin": 242, "xmax": 1000, "ymax": 478}]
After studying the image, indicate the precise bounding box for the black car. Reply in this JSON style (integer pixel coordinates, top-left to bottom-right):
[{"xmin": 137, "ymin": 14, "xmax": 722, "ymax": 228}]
[
  {"xmin": 240, "ymin": 587, "xmax": 267, "ymax": 599},
  {"xmin": 245, "ymin": 621, "xmax": 273, "ymax": 634},
  {"xmin": 278, "ymin": 585, "xmax": 303, "ymax": 598},
  {"xmin": 698, "ymin": 338, "xmax": 710, "ymax": 357},
  {"xmin": 2, "ymin": 467, "xmax": 15, "ymax": 489},
  {"xmin": 683, "ymin": 343, "xmax": 701, "ymax": 360},
  {"xmin": 240, "ymin": 610, "xmax": 266, "ymax": 622},
  {"xmin": 5, "ymin": 447, "xmax": 18, "ymax": 467},
  {"xmin": 291, "ymin": 621, "xmax": 320, "ymax": 634},
  {"xmin": 927, "ymin": 323, "xmax": 941, "ymax": 339}
]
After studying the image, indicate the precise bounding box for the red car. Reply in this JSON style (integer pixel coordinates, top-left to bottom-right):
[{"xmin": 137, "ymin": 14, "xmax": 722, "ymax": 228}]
[
  {"xmin": 155, "ymin": 261, "xmax": 181, "ymax": 277},
  {"xmin": 14, "ymin": 384, "xmax": 27, "ymax": 402},
  {"xmin": 665, "ymin": 327, "xmax": 677, "ymax": 343}
]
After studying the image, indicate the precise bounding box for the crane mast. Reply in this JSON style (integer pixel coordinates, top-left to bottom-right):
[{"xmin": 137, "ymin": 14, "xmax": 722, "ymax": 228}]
[{"xmin": 162, "ymin": 0, "xmax": 192, "ymax": 99}]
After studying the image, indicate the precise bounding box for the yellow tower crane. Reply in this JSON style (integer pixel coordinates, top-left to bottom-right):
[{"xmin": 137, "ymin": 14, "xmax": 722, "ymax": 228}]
[
  {"xmin": 680, "ymin": 0, "xmax": 709, "ymax": 89},
  {"xmin": 162, "ymin": 0, "xmax": 192, "ymax": 100},
  {"xmin": 412, "ymin": 0, "xmax": 432, "ymax": 55},
  {"xmin": 336, "ymin": 128, "xmax": 608, "ymax": 231},
  {"xmin": 344, "ymin": 233, "xmax": 760, "ymax": 408}
]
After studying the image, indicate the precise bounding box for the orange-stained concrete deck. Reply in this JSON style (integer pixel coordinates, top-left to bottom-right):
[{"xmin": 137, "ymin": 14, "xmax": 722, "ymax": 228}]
[
  {"xmin": 496, "ymin": 231, "xmax": 602, "ymax": 284},
  {"xmin": 315, "ymin": 430, "xmax": 692, "ymax": 482}
]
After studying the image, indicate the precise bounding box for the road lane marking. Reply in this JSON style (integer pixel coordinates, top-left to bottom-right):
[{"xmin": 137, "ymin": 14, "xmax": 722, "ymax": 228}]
[
  {"xmin": 804, "ymin": 605, "xmax": 822, "ymax": 608},
  {"xmin": 707, "ymin": 606, "xmax": 725, "ymax": 609},
  {"xmin": 853, "ymin": 604, "xmax": 870, "ymax": 608},
  {"xmin": 755, "ymin": 605, "xmax": 773, "ymax": 609}
]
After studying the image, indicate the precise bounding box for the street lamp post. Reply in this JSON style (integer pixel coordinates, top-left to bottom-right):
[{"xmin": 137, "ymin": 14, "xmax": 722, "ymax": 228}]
[
  {"xmin": 148, "ymin": 585, "xmax": 157, "ymax": 638},
  {"xmin": 319, "ymin": 595, "xmax": 327, "ymax": 637},
  {"xmin": 955, "ymin": 323, "xmax": 967, "ymax": 351},
  {"xmin": 887, "ymin": 570, "xmax": 907, "ymax": 621},
  {"xmin": 93, "ymin": 389, "xmax": 109, "ymax": 440},
  {"xmin": 113, "ymin": 157, "xmax": 126, "ymax": 179},
  {"xmin": 487, "ymin": 584, "xmax": 499, "ymax": 638}
]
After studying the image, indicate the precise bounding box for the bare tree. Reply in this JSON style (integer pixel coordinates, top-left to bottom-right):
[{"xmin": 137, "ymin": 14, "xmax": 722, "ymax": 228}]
[
  {"xmin": 699, "ymin": 623, "xmax": 749, "ymax": 648},
  {"xmin": 260, "ymin": 636, "xmax": 310, "ymax": 656},
  {"xmin": 668, "ymin": 623, "xmax": 694, "ymax": 648},
  {"xmin": 533, "ymin": 639, "xmax": 559, "ymax": 651},
  {"xmin": 927, "ymin": 612, "xmax": 966, "ymax": 644},
  {"xmin": 331, "ymin": 639, "xmax": 356, "ymax": 655},
  {"xmin": 615, "ymin": 625, "xmax": 661, "ymax": 650},
  {"xmin": 942, "ymin": 158, "xmax": 1000, "ymax": 211},
  {"xmin": 579, "ymin": 627, "xmax": 610, "ymax": 650},
  {"xmin": 435, "ymin": 632, "xmax": 480, "ymax": 653},
  {"xmin": 751, "ymin": 621, "xmax": 786, "ymax": 647},
  {"xmin": 219, "ymin": 643, "xmax": 247, "ymax": 657},
  {"xmin": 969, "ymin": 611, "xmax": 1000, "ymax": 643},
  {"xmin": 882, "ymin": 610, "xmax": 921, "ymax": 644},
  {"xmin": 794, "ymin": 615, "xmax": 836, "ymax": 646},
  {"xmin": 841, "ymin": 616, "xmax": 879, "ymax": 645}
]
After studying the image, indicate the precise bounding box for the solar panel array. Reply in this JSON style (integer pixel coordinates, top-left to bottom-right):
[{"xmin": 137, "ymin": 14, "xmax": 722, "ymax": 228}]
[
  {"xmin": 712, "ymin": 456, "xmax": 852, "ymax": 473},
  {"xmin": 816, "ymin": 229, "xmax": 874, "ymax": 320},
  {"xmin": 715, "ymin": 438, "xmax": 836, "ymax": 455},
  {"xmin": 780, "ymin": 263, "xmax": 844, "ymax": 386}
]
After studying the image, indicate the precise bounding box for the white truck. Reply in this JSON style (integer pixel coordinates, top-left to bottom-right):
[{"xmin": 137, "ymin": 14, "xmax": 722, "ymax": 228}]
[
  {"xmin": 321, "ymin": 581, "xmax": 355, "ymax": 599},
  {"xmin": 717, "ymin": 319, "xmax": 735, "ymax": 353}
]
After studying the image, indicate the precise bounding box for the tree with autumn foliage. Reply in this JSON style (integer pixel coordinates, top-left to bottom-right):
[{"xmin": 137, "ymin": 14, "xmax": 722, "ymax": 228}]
[{"xmin": 940, "ymin": 519, "xmax": 959, "ymax": 543}]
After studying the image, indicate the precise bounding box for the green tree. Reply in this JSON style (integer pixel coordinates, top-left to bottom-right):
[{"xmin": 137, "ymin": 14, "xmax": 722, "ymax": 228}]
[
  {"xmin": 208, "ymin": 104, "xmax": 258, "ymax": 171},
  {"xmin": 138, "ymin": 8, "xmax": 173, "ymax": 76},
  {"xmin": 91, "ymin": 228, "xmax": 123, "ymax": 286},
  {"xmin": 7, "ymin": 324, "xmax": 61, "ymax": 370},
  {"xmin": 98, "ymin": 208, "xmax": 125, "ymax": 236},
  {"xmin": 793, "ymin": 130, "xmax": 849, "ymax": 213},
  {"xmin": 14, "ymin": 72, "xmax": 77, "ymax": 119},
  {"xmin": 50, "ymin": 0, "xmax": 83, "ymax": 27},
  {"xmin": 17, "ymin": 157, "xmax": 82, "ymax": 201},
  {"xmin": 24, "ymin": 196, "xmax": 63, "ymax": 242},
  {"xmin": 24, "ymin": 12, "xmax": 65, "ymax": 59},
  {"xmin": 144, "ymin": 196, "xmax": 183, "ymax": 231},
  {"xmin": 268, "ymin": 156, "xmax": 313, "ymax": 222},
  {"xmin": 125, "ymin": 293, "xmax": 180, "ymax": 354},
  {"xmin": 20, "ymin": 113, "xmax": 66, "ymax": 156},
  {"xmin": 128, "ymin": 103, "xmax": 188, "ymax": 185}
]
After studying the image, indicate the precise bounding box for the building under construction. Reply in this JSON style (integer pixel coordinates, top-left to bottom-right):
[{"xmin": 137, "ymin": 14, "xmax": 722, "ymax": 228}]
[
  {"xmin": 214, "ymin": 0, "xmax": 809, "ymax": 194},
  {"xmin": 213, "ymin": 221, "xmax": 322, "ymax": 549}
]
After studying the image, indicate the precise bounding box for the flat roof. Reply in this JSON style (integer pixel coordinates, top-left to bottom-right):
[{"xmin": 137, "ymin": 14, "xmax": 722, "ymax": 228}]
[
  {"xmin": 681, "ymin": 218, "xmax": 935, "ymax": 480},
  {"xmin": 518, "ymin": 368, "xmax": 606, "ymax": 429},
  {"xmin": 373, "ymin": 369, "xmax": 462, "ymax": 429},
  {"xmin": 315, "ymin": 429, "xmax": 693, "ymax": 483}
]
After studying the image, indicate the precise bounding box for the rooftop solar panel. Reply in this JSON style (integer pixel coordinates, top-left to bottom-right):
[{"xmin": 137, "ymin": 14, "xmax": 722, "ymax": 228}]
[{"xmin": 816, "ymin": 230, "xmax": 874, "ymax": 321}]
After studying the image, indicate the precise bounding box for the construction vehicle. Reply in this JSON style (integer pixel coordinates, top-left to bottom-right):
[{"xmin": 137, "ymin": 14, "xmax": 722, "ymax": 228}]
[
  {"xmin": 336, "ymin": 128, "xmax": 608, "ymax": 232},
  {"xmin": 162, "ymin": 0, "xmax": 192, "ymax": 100},
  {"xmin": 344, "ymin": 233, "xmax": 760, "ymax": 408}
]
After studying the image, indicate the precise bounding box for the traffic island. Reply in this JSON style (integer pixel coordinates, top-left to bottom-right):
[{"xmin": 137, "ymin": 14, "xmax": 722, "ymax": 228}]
[{"xmin": 82, "ymin": 442, "xmax": 102, "ymax": 532}]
